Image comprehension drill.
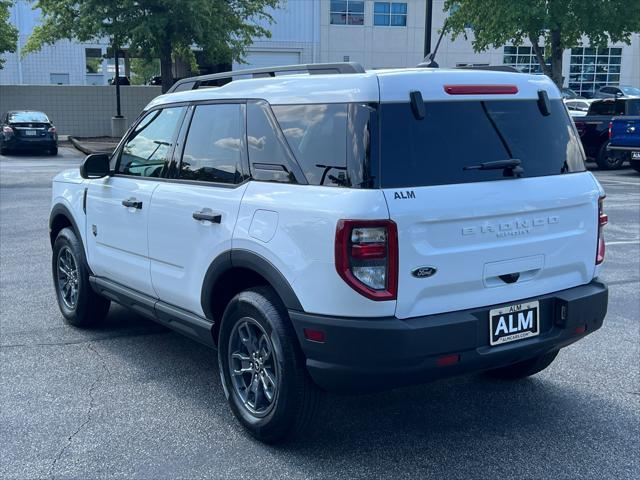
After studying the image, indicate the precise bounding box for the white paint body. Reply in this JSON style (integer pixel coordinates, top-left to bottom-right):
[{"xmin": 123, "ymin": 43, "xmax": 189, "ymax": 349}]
[{"xmin": 52, "ymin": 67, "xmax": 605, "ymax": 320}]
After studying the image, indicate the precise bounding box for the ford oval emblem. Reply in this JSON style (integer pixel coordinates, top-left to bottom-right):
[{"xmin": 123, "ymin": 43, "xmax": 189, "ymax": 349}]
[{"xmin": 412, "ymin": 266, "xmax": 437, "ymax": 278}]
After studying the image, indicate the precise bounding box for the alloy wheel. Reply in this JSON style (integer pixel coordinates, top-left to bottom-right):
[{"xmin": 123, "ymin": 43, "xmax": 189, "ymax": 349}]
[
  {"xmin": 57, "ymin": 246, "xmax": 79, "ymax": 309},
  {"xmin": 228, "ymin": 317, "xmax": 279, "ymax": 417}
]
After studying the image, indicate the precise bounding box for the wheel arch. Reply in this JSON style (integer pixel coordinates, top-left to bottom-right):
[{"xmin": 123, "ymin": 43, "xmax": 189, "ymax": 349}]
[
  {"xmin": 201, "ymin": 249, "xmax": 303, "ymax": 345},
  {"xmin": 49, "ymin": 203, "xmax": 83, "ymax": 249}
]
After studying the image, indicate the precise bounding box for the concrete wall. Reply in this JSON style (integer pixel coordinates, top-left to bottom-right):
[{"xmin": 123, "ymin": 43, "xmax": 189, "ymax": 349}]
[{"xmin": 0, "ymin": 85, "xmax": 161, "ymax": 137}]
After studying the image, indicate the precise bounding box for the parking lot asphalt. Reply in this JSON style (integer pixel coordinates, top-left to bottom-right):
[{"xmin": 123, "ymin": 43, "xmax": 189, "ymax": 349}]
[{"xmin": 1, "ymin": 147, "xmax": 638, "ymax": 480}]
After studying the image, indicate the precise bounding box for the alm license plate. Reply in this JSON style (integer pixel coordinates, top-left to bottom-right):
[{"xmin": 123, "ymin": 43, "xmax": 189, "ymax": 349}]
[
  {"xmin": 489, "ymin": 301, "xmax": 539, "ymax": 346},
  {"xmin": 24, "ymin": 130, "xmax": 37, "ymax": 136},
  {"xmin": 632, "ymin": 151, "xmax": 640, "ymax": 160}
]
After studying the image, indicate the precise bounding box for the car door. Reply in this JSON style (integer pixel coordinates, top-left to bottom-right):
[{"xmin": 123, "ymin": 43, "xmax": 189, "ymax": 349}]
[
  {"xmin": 86, "ymin": 106, "xmax": 187, "ymax": 297},
  {"xmin": 148, "ymin": 103, "xmax": 249, "ymax": 315}
]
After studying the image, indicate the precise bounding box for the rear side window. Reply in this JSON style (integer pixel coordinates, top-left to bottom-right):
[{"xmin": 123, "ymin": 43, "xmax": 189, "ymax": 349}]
[
  {"xmin": 247, "ymin": 102, "xmax": 301, "ymax": 183},
  {"xmin": 379, "ymin": 99, "xmax": 585, "ymax": 188},
  {"xmin": 588, "ymin": 101, "xmax": 626, "ymax": 116},
  {"xmin": 273, "ymin": 104, "xmax": 348, "ymax": 186},
  {"xmin": 179, "ymin": 104, "xmax": 245, "ymax": 184}
]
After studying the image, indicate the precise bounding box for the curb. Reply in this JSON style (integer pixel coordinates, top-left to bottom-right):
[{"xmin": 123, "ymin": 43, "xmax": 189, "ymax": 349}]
[{"xmin": 68, "ymin": 136, "xmax": 94, "ymax": 155}]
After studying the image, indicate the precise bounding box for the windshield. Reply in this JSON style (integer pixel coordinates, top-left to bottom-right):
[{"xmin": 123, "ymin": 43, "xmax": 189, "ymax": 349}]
[
  {"xmin": 621, "ymin": 86, "xmax": 640, "ymax": 95},
  {"xmin": 379, "ymin": 99, "xmax": 585, "ymax": 188},
  {"xmin": 8, "ymin": 111, "xmax": 50, "ymax": 123}
]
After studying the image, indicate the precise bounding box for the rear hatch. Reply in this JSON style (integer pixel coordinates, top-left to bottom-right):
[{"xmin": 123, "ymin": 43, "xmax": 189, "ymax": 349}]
[{"xmin": 377, "ymin": 85, "xmax": 601, "ymax": 319}]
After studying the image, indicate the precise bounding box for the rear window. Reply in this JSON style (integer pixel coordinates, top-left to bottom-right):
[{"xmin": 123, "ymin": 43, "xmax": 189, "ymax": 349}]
[
  {"xmin": 9, "ymin": 111, "xmax": 49, "ymax": 123},
  {"xmin": 379, "ymin": 99, "xmax": 585, "ymax": 188}
]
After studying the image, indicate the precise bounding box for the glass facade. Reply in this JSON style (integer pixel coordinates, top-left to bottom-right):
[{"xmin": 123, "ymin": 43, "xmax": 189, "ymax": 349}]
[
  {"xmin": 569, "ymin": 47, "xmax": 622, "ymax": 97},
  {"xmin": 503, "ymin": 46, "xmax": 550, "ymax": 74}
]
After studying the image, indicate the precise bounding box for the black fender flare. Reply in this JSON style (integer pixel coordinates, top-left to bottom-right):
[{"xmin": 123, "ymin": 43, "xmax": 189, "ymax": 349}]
[
  {"xmin": 49, "ymin": 203, "xmax": 83, "ymax": 248},
  {"xmin": 200, "ymin": 249, "xmax": 303, "ymax": 320}
]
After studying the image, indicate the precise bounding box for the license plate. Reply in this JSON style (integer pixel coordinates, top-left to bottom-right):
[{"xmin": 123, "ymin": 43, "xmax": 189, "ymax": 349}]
[
  {"xmin": 489, "ymin": 301, "xmax": 539, "ymax": 346},
  {"xmin": 25, "ymin": 130, "xmax": 37, "ymax": 136},
  {"xmin": 632, "ymin": 151, "xmax": 640, "ymax": 160}
]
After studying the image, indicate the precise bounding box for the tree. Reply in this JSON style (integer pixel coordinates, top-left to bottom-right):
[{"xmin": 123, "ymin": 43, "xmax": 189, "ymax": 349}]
[
  {"xmin": 23, "ymin": 0, "xmax": 279, "ymax": 92},
  {"xmin": 0, "ymin": 0, "xmax": 18, "ymax": 69},
  {"xmin": 443, "ymin": 0, "xmax": 640, "ymax": 88}
]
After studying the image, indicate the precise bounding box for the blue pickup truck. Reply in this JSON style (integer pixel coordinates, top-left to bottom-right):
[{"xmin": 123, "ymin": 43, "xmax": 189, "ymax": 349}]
[{"xmin": 608, "ymin": 117, "xmax": 640, "ymax": 172}]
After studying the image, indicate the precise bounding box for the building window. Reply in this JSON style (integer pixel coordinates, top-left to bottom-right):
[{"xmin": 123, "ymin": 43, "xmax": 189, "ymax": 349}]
[
  {"xmin": 374, "ymin": 2, "xmax": 407, "ymax": 26},
  {"xmin": 330, "ymin": 0, "xmax": 364, "ymax": 25},
  {"xmin": 50, "ymin": 73, "xmax": 70, "ymax": 85},
  {"xmin": 85, "ymin": 48, "xmax": 103, "ymax": 74},
  {"xmin": 503, "ymin": 46, "xmax": 550, "ymax": 74},
  {"xmin": 568, "ymin": 47, "xmax": 622, "ymax": 98}
]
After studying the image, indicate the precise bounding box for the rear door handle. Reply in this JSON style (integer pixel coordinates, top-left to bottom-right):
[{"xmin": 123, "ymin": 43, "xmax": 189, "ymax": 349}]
[
  {"xmin": 193, "ymin": 210, "xmax": 222, "ymax": 224},
  {"xmin": 122, "ymin": 198, "xmax": 143, "ymax": 209}
]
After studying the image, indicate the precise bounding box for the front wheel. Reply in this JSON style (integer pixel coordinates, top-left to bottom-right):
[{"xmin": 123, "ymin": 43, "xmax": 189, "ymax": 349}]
[
  {"xmin": 218, "ymin": 287, "xmax": 320, "ymax": 443},
  {"xmin": 52, "ymin": 227, "xmax": 110, "ymax": 327},
  {"xmin": 484, "ymin": 350, "xmax": 559, "ymax": 380}
]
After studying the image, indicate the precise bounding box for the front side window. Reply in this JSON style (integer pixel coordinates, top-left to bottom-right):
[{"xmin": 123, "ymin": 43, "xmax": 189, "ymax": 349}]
[
  {"xmin": 272, "ymin": 104, "xmax": 348, "ymax": 186},
  {"xmin": 118, "ymin": 107, "xmax": 185, "ymax": 177},
  {"xmin": 330, "ymin": 0, "xmax": 364, "ymax": 25},
  {"xmin": 374, "ymin": 2, "xmax": 407, "ymax": 26},
  {"xmin": 179, "ymin": 104, "xmax": 245, "ymax": 184}
]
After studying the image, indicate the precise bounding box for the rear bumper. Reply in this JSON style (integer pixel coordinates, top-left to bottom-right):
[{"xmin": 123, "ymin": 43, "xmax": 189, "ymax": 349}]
[
  {"xmin": 2, "ymin": 137, "xmax": 57, "ymax": 150},
  {"xmin": 290, "ymin": 280, "xmax": 608, "ymax": 393}
]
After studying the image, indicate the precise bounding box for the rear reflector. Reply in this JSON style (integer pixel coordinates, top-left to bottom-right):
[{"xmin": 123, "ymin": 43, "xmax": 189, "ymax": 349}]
[
  {"xmin": 436, "ymin": 354, "xmax": 460, "ymax": 367},
  {"xmin": 304, "ymin": 328, "xmax": 326, "ymax": 343},
  {"xmin": 575, "ymin": 325, "xmax": 587, "ymax": 335},
  {"xmin": 444, "ymin": 84, "xmax": 519, "ymax": 95}
]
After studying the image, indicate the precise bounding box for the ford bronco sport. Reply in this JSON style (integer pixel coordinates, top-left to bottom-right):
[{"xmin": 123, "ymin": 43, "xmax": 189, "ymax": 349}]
[{"xmin": 50, "ymin": 63, "xmax": 609, "ymax": 443}]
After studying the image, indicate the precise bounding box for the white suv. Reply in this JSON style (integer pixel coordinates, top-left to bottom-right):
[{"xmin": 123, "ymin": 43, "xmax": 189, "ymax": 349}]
[{"xmin": 50, "ymin": 63, "xmax": 609, "ymax": 443}]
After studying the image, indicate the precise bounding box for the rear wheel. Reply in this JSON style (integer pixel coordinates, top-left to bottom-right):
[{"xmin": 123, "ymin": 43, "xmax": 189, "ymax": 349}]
[
  {"xmin": 50, "ymin": 146, "xmax": 58, "ymax": 156},
  {"xmin": 0, "ymin": 145, "xmax": 8, "ymax": 155},
  {"xmin": 596, "ymin": 141, "xmax": 626, "ymax": 170},
  {"xmin": 52, "ymin": 227, "xmax": 110, "ymax": 327},
  {"xmin": 218, "ymin": 286, "xmax": 320, "ymax": 443},
  {"xmin": 631, "ymin": 161, "xmax": 640, "ymax": 173},
  {"xmin": 484, "ymin": 350, "xmax": 559, "ymax": 380}
]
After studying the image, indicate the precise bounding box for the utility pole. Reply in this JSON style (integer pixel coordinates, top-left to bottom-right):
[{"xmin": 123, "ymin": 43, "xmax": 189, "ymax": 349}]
[{"xmin": 424, "ymin": 0, "xmax": 434, "ymax": 58}]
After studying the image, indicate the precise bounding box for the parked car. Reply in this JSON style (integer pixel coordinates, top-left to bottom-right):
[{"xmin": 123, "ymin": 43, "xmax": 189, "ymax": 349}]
[
  {"xmin": 561, "ymin": 88, "xmax": 584, "ymax": 99},
  {"xmin": 0, "ymin": 110, "xmax": 58, "ymax": 155},
  {"xmin": 564, "ymin": 99, "xmax": 591, "ymax": 117},
  {"xmin": 108, "ymin": 76, "xmax": 131, "ymax": 86},
  {"xmin": 593, "ymin": 85, "xmax": 640, "ymax": 99},
  {"xmin": 573, "ymin": 98, "xmax": 640, "ymax": 169},
  {"xmin": 49, "ymin": 63, "xmax": 609, "ymax": 443},
  {"xmin": 608, "ymin": 117, "xmax": 640, "ymax": 172}
]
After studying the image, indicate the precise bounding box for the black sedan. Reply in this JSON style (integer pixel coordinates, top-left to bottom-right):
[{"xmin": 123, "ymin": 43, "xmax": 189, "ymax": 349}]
[{"xmin": 0, "ymin": 111, "xmax": 58, "ymax": 155}]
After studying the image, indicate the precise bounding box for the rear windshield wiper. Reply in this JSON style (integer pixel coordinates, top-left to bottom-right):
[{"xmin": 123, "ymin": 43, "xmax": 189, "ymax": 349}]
[{"xmin": 463, "ymin": 159, "xmax": 524, "ymax": 178}]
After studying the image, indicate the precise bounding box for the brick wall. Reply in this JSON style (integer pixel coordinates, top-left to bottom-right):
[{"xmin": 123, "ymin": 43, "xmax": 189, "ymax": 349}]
[{"xmin": 0, "ymin": 85, "xmax": 161, "ymax": 136}]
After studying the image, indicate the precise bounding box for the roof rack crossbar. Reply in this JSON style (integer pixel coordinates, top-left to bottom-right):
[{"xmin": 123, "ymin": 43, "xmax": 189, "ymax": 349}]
[{"xmin": 167, "ymin": 62, "xmax": 365, "ymax": 93}]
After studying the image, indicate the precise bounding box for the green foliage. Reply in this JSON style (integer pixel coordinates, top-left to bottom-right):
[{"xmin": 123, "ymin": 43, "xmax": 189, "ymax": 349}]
[
  {"xmin": 0, "ymin": 0, "xmax": 18, "ymax": 69},
  {"xmin": 129, "ymin": 57, "xmax": 160, "ymax": 85},
  {"xmin": 24, "ymin": 0, "xmax": 280, "ymax": 89},
  {"xmin": 443, "ymin": 0, "xmax": 640, "ymax": 86}
]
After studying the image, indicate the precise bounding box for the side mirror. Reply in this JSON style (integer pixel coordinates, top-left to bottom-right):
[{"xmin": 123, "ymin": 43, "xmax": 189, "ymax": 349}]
[{"xmin": 80, "ymin": 153, "xmax": 110, "ymax": 179}]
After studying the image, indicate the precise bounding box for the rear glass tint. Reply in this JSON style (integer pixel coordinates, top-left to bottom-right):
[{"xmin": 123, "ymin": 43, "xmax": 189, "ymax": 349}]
[
  {"xmin": 379, "ymin": 99, "xmax": 585, "ymax": 188},
  {"xmin": 9, "ymin": 111, "xmax": 49, "ymax": 123}
]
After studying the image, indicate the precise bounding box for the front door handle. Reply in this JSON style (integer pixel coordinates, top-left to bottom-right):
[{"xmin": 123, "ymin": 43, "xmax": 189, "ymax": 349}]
[
  {"xmin": 193, "ymin": 209, "xmax": 222, "ymax": 224},
  {"xmin": 122, "ymin": 198, "xmax": 143, "ymax": 209}
]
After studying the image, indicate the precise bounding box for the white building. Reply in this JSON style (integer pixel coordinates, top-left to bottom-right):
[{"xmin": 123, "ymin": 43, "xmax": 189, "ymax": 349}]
[{"xmin": 2, "ymin": 0, "xmax": 639, "ymax": 97}]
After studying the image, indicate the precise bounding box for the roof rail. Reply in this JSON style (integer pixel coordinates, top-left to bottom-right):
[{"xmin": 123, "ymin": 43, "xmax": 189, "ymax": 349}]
[
  {"xmin": 167, "ymin": 62, "xmax": 366, "ymax": 94},
  {"xmin": 456, "ymin": 65, "xmax": 521, "ymax": 73}
]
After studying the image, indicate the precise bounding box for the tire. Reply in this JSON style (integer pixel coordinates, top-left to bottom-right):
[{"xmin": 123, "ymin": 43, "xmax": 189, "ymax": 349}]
[
  {"xmin": 52, "ymin": 227, "xmax": 110, "ymax": 327},
  {"xmin": 218, "ymin": 286, "xmax": 320, "ymax": 443},
  {"xmin": 631, "ymin": 161, "xmax": 640, "ymax": 173},
  {"xmin": 484, "ymin": 350, "xmax": 559, "ymax": 380},
  {"xmin": 0, "ymin": 146, "xmax": 8, "ymax": 155},
  {"xmin": 50, "ymin": 147, "xmax": 58, "ymax": 156},
  {"xmin": 596, "ymin": 141, "xmax": 626, "ymax": 170}
]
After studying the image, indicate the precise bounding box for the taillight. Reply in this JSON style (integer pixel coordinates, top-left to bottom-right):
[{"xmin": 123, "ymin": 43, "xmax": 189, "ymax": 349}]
[
  {"xmin": 48, "ymin": 126, "xmax": 56, "ymax": 134},
  {"xmin": 335, "ymin": 220, "xmax": 398, "ymax": 301},
  {"xmin": 608, "ymin": 121, "xmax": 613, "ymax": 139},
  {"xmin": 596, "ymin": 195, "xmax": 607, "ymax": 265}
]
